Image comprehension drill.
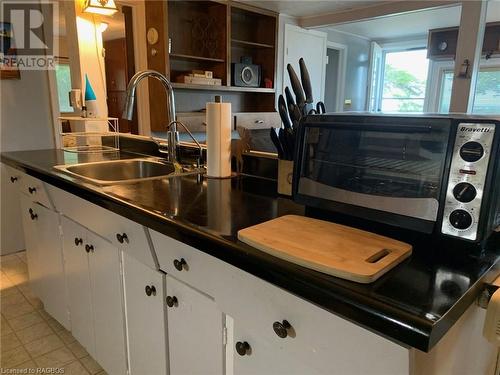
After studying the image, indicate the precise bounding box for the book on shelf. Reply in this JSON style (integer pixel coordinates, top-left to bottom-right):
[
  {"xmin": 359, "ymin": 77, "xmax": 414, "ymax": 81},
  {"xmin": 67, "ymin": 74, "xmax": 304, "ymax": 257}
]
[{"xmin": 177, "ymin": 75, "xmax": 222, "ymax": 86}]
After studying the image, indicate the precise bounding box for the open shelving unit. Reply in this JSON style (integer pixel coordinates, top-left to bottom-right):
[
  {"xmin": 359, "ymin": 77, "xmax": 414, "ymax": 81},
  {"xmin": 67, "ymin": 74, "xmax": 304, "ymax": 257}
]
[{"xmin": 144, "ymin": 1, "xmax": 278, "ymax": 131}]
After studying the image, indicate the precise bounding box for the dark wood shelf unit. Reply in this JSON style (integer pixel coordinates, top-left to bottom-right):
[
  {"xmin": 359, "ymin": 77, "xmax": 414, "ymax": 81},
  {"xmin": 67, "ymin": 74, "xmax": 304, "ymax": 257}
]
[
  {"xmin": 231, "ymin": 39, "xmax": 274, "ymax": 49},
  {"xmin": 428, "ymin": 22, "xmax": 500, "ymax": 60},
  {"xmin": 167, "ymin": 1, "xmax": 228, "ymax": 84},
  {"xmin": 230, "ymin": 4, "xmax": 277, "ymax": 90},
  {"xmin": 172, "ymin": 82, "xmax": 275, "ymax": 93},
  {"xmin": 169, "ymin": 53, "xmax": 226, "ymax": 63},
  {"xmin": 145, "ymin": 1, "xmax": 278, "ymax": 131}
]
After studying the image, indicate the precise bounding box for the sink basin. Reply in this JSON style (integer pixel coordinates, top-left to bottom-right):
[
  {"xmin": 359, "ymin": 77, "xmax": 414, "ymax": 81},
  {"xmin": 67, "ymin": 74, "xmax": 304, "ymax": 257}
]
[{"xmin": 54, "ymin": 158, "xmax": 188, "ymax": 185}]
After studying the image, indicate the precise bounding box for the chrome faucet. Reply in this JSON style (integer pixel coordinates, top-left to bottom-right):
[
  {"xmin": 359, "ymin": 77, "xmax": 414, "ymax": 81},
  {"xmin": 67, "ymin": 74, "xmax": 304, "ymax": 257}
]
[{"xmin": 122, "ymin": 70, "xmax": 179, "ymax": 164}]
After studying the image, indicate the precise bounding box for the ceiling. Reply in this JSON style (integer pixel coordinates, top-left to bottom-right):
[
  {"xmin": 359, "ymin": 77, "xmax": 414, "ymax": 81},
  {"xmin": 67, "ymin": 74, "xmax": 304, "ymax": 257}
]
[
  {"xmin": 327, "ymin": 2, "xmax": 500, "ymax": 41},
  {"xmin": 241, "ymin": 0, "xmax": 386, "ymax": 18}
]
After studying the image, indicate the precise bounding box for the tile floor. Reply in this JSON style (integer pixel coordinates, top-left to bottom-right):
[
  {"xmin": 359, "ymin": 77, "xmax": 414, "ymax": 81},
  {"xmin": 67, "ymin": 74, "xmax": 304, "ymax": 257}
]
[{"xmin": 0, "ymin": 251, "xmax": 107, "ymax": 374}]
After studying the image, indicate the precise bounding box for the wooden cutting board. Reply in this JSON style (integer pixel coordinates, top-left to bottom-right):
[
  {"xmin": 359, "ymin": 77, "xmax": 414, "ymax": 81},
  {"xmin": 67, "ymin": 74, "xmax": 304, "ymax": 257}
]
[{"xmin": 237, "ymin": 215, "xmax": 412, "ymax": 283}]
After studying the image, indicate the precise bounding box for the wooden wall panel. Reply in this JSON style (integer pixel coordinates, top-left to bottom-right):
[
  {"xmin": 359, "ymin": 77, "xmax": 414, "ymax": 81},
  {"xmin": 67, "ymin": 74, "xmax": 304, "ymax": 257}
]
[{"xmin": 145, "ymin": 0, "xmax": 168, "ymax": 132}]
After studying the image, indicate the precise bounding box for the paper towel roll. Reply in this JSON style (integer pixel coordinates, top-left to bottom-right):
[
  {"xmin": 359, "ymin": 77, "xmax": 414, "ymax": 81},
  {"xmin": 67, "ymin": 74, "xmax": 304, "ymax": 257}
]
[{"xmin": 206, "ymin": 98, "xmax": 232, "ymax": 178}]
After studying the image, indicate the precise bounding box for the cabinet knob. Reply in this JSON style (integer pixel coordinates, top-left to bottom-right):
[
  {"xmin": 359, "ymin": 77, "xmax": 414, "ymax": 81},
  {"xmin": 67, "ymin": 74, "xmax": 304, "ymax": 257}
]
[
  {"xmin": 235, "ymin": 341, "xmax": 251, "ymax": 356},
  {"xmin": 74, "ymin": 237, "xmax": 83, "ymax": 246},
  {"xmin": 166, "ymin": 295, "xmax": 178, "ymax": 307},
  {"xmin": 28, "ymin": 187, "xmax": 36, "ymax": 194},
  {"xmin": 116, "ymin": 233, "xmax": 129, "ymax": 244},
  {"xmin": 10, "ymin": 176, "xmax": 18, "ymax": 183},
  {"xmin": 273, "ymin": 320, "xmax": 291, "ymax": 338},
  {"xmin": 145, "ymin": 285, "xmax": 157, "ymax": 296},
  {"xmin": 85, "ymin": 244, "xmax": 94, "ymax": 253},
  {"xmin": 173, "ymin": 258, "xmax": 187, "ymax": 271},
  {"xmin": 28, "ymin": 208, "xmax": 37, "ymax": 221}
]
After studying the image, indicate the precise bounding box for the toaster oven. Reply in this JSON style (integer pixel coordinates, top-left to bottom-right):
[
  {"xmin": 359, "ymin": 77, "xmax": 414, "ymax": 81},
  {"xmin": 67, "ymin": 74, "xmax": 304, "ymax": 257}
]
[{"xmin": 293, "ymin": 114, "xmax": 500, "ymax": 243}]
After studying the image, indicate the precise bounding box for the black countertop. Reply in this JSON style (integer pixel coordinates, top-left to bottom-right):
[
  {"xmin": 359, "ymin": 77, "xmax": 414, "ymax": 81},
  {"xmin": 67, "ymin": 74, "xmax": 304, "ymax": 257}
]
[{"xmin": 2, "ymin": 149, "xmax": 499, "ymax": 352}]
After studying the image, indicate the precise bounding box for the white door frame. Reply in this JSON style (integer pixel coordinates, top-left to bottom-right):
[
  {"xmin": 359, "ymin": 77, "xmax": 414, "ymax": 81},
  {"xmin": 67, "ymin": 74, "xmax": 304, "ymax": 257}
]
[
  {"xmin": 45, "ymin": 0, "xmax": 151, "ymax": 144},
  {"xmin": 326, "ymin": 41, "xmax": 347, "ymax": 112},
  {"xmin": 119, "ymin": 0, "xmax": 150, "ymax": 136},
  {"xmin": 283, "ymin": 24, "xmax": 327, "ymax": 102}
]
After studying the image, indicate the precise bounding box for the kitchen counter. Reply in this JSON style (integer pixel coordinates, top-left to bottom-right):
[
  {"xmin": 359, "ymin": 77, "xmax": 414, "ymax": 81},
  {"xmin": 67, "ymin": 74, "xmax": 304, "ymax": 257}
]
[{"xmin": 2, "ymin": 148, "xmax": 499, "ymax": 352}]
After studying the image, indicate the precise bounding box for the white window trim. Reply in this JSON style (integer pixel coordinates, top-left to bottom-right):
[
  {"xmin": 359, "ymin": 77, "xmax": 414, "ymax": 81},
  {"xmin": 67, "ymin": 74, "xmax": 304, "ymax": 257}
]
[
  {"xmin": 374, "ymin": 39, "xmax": 429, "ymax": 112},
  {"xmin": 427, "ymin": 57, "xmax": 500, "ymax": 113}
]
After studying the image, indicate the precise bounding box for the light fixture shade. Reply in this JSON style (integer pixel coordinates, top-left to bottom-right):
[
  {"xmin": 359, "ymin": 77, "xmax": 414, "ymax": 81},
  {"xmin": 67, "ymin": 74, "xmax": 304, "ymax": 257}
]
[{"xmin": 83, "ymin": 0, "xmax": 118, "ymax": 15}]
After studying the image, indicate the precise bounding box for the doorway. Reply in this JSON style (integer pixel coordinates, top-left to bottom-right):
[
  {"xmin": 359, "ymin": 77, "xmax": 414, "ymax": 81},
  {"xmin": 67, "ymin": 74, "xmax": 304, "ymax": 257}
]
[
  {"xmin": 324, "ymin": 42, "xmax": 346, "ymax": 112},
  {"xmin": 102, "ymin": 4, "xmax": 138, "ymax": 134}
]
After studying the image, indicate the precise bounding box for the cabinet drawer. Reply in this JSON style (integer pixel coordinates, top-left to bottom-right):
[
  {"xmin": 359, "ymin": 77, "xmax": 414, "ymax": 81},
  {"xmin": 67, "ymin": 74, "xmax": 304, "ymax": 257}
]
[
  {"xmin": 150, "ymin": 230, "xmax": 223, "ymax": 296},
  {"xmin": 234, "ymin": 112, "xmax": 280, "ymax": 130},
  {"xmin": 19, "ymin": 173, "xmax": 54, "ymax": 209},
  {"xmin": 48, "ymin": 185, "xmax": 156, "ymax": 269}
]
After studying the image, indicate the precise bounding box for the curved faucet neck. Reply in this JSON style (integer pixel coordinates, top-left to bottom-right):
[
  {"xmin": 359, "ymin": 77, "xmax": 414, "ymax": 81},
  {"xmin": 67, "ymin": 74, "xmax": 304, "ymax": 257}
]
[{"xmin": 127, "ymin": 70, "xmax": 176, "ymax": 124}]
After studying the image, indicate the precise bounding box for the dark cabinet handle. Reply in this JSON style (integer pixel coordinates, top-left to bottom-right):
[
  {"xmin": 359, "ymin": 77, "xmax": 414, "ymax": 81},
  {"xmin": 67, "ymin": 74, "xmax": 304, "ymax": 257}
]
[
  {"xmin": 273, "ymin": 320, "xmax": 291, "ymax": 338},
  {"xmin": 28, "ymin": 187, "xmax": 36, "ymax": 194},
  {"xmin": 173, "ymin": 258, "xmax": 187, "ymax": 271},
  {"xmin": 28, "ymin": 208, "xmax": 37, "ymax": 221},
  {"xmin": 85, "ymin": 244, "xmax": 94, "ymax": 253},
  {"xmin": 166, "ymin": 296, "xmax": 178, "ymax": 307},
  {"xmin": 116, "ymin": 233, "xmax": 129, "ymax": 244},
  {"xmin": 10, "ymin": 176, "xmax": 18, "ymax": 183},
  {"xmin": 235, "ymin": 341, "xmax": 251, "ymax": 356},
  {"xmin": 74, "ymin": 238, "xmax": 83, "ymax": 246},
  {"xmin": 145, "ymin": 285, "xmax": 156, "ymax": 296}
]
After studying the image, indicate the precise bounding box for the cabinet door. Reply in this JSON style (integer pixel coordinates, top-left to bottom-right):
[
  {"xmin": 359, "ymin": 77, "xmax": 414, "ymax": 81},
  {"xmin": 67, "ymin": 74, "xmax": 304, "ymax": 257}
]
[
  {"xmin": 36, "ymin": 205, "xmax": 70, "ymax": 329},
  {"xmin": 232, "ymin": 320, "xmax": 292, "ymax": 375},
  {"xmin": 122, "ymin": 252, "xmax": 168, "ymax": 375},
  {"xmin": 61, "ymin": 216, "xmax": 95, "ymax": 354},
  {"xmin": 87, "ymin": 232, "xmax": 127, "ymax": 375},
  {"xmin": 166, "ymin": 275, "xmax": 224, "ymax": 375},
  {"xmin": 19, "ymin": 194, "xmax": 42, "ymax": 297}
]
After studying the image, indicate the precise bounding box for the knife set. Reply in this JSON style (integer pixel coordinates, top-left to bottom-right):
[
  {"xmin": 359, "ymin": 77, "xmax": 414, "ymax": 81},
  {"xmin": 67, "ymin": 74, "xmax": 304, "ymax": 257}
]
[{"xmin": 271, "ymin": 58, "xmax": 326, "ymax": 196}]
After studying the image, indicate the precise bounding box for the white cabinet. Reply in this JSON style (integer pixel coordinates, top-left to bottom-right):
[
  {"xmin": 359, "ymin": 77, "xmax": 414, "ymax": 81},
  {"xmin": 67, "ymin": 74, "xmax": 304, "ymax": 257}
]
[
  {"xmin": 61, "ymin": 217, "xmax": 94, "ymax": 351},
  {"xmin": 61, "ymin": 216, "xmax": 128, "ymax": 375},
  {"xmin": 165, "ymin": 275, "xmax": 224, "ymax": 375},
  {"xmin": 1, "ymin": 163, "xmax": 25, "ymax": 254},
  {"xmin": 19, "ymin": 194, "xmax": 69, "ymax": 329},
  {"xmin": 88, "ymin": 231, "xmax": 128, "ymax": 375},
  {"xmin": 122, "ymin": 252, "xmax": 168, "ymax": 375},
  {"xmin": 19, "ymin": 194, "xmax": 43, "ymax": 297}
]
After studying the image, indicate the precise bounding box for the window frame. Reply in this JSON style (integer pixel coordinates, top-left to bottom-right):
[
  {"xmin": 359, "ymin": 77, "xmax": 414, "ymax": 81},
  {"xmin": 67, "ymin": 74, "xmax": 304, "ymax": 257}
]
[
  {"xmin": 374, "ymin": 39, "xmax": 430, "ymax": 113},
  {"xmin": 428, "ymin": 57, "xmax": 500, "ymax": 114},
  {"xmin": 54, "ymin": 57, "xmax": 75, "ymax": 115}
]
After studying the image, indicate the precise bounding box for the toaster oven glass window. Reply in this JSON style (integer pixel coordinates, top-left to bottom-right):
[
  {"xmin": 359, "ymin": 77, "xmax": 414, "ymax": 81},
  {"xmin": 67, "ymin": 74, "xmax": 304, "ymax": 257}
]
[{"xmin": 300, "ymin": 125, "xmax": 450, "ymax": 200}]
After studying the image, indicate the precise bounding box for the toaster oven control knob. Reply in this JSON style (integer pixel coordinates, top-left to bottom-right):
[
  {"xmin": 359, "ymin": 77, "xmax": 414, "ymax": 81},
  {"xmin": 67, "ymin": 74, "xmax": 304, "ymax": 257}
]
[
  {"xmin": 452, "ymin": 182, "xmax": 477, "ymax": 203},
  {"xmin": 449, "ymin": 209, "xmax": 473, "ymax": 230},
  {"xmin": 460, "ymin": 141, "xmax": 484, "ymax": 162}
]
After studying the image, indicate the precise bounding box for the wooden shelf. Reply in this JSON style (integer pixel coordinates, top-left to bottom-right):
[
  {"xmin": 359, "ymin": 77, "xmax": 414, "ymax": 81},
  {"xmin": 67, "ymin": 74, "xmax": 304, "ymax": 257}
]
[
  {"xmin": 172, "ymin": 82, "xmax": 275, "ymax": 93},
  {"xmin": 231, "ymin": 39, "xmax": 274, "ymax": 49},
  {"xmin": 169, "ymin": 53, "xmax": 225, "ymax": 63}
]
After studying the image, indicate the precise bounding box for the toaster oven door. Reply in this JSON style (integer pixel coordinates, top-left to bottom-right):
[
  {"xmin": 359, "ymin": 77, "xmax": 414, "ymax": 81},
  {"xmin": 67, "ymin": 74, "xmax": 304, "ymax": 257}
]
[{"xmin": 296, "ymin": 120, "xmax": 451, "ymax": 222}]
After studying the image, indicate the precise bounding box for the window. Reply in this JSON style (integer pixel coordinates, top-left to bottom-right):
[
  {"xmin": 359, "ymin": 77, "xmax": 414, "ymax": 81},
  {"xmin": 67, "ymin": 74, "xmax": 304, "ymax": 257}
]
[
  {"xmin": 380, "ymin": 49, "xmax": 429, "ymax": 112},
  {"xmin": 437, "ymin": 63, "xmax": 500, "ymax": 114},
  {"xmin": 55, "ymin": 61, "xmax": 74, "ymax": 113}
]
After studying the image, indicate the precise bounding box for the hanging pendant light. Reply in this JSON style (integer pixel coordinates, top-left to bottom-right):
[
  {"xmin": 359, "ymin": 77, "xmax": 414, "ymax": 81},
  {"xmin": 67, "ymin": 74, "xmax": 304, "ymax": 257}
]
[{"xmin": 82, "ymin": 0, "xmax": 118, "ymax": 16}]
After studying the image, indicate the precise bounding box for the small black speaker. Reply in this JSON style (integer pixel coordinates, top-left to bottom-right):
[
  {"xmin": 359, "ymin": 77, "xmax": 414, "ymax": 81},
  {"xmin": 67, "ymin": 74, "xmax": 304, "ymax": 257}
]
[{"xmin": 232, "ymin": 57, "xmax": 261, "ymax": 87}]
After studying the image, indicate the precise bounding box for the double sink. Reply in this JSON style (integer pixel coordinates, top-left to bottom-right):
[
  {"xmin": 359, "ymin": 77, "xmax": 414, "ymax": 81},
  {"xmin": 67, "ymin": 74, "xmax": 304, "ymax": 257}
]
[{"xmin": 55, "ymin": 158, "xmax": 201, "ymax": 185}]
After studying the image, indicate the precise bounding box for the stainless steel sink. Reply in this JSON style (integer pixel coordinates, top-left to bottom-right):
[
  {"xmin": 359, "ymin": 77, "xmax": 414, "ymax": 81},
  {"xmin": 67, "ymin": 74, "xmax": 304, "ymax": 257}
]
[{"xmin": 54, "ymin": 158, "xmax": 199, "ymax": 185}]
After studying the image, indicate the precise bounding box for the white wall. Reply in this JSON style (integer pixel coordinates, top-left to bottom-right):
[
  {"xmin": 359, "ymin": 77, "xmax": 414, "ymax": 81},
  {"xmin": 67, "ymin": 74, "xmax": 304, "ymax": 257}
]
[
  {"xmin": 0, "ymin": 69, "xmax": 56, "ymax": 254},
  {"xmin": 276, "ymin": 14, "xmax": 299, "ymax": 106}
]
